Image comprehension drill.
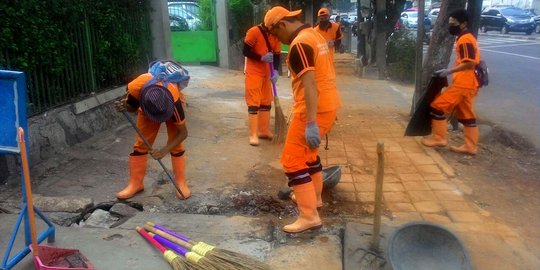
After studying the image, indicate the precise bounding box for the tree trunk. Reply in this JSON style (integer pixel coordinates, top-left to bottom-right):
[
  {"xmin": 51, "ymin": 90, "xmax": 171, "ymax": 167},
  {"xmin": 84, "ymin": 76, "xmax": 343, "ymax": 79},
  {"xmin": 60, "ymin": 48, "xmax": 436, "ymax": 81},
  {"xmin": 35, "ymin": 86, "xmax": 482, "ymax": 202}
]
[{"xmin": 413, "ymin": 0, "xmax": 467, "ymax": 108}]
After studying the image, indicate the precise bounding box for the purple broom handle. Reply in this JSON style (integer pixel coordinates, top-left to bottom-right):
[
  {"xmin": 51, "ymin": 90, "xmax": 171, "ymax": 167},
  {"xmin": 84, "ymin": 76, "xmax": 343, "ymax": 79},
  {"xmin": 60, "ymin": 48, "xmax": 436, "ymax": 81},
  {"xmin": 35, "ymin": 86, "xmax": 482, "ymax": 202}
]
[
  {"xmin": 269, "ymin": 63, "xmax": 278, "ymax": 97},
  {"xmin": 153, "ymin": 223, "xmax": 191, "ymax": 243},
  {"xmin": 152, "ymin": 233, "xmax": 188, "ymax": 256}
]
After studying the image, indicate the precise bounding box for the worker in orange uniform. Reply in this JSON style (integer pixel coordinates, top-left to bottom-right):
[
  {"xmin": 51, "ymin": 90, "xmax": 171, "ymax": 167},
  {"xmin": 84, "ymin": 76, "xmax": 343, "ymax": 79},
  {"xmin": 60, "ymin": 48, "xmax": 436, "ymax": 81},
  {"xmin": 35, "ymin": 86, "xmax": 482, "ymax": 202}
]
[
  {"xmin": 422, "ymin": 9, "xmax": 480, "ymax": 155},
  {"xmin": 314, "ymin": 8, "xmax": 342, "ymax": 61},
  {"xmin": 243, "ymin": 23, "xmax": 281, "ymax": 146},
  {"xmin": 265, "ymin": 6, "xmax": 341, "ymax": 233},
  {"xmin": 114, "ymin": 60, "xmax": 192, "ymax": 199}
]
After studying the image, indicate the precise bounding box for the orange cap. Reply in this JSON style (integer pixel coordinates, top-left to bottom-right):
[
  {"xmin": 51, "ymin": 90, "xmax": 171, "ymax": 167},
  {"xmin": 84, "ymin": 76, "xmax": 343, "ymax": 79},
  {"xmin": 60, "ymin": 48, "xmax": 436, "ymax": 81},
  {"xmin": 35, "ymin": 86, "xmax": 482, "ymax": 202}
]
[
  {"xmin": 264, "ymin": 6, "xmax": 302, "ymax": 29},
  {"xmin": 318, "ymin": 8, "xmax": 329, "ymax": 16}
]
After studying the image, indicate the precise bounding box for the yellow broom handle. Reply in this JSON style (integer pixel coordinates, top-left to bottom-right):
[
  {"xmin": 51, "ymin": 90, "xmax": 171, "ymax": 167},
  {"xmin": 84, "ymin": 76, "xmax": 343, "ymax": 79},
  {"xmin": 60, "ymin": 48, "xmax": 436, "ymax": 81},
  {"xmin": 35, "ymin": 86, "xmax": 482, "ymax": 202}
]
[{"xmin": 19, "ymin": 128, "xmax": 39, "ymax": 256}]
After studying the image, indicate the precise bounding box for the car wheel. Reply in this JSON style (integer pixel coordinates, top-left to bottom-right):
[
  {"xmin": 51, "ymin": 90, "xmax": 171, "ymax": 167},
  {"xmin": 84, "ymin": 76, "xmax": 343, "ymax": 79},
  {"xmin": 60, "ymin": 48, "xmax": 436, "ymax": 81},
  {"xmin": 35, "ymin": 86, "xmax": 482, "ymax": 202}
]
[
  {"xmin": 481, "ymin": 25, "xmax": 488, "ymax": 33},
  {"xmin": 525, "ymin": 30, "xmax": 533, "ymax": 35},
  {"xmin": 501, "ymin": 25, "xmax": 509, "ymax": 34},
  {"xmin": 536, "ymin": 24, "xmax": 540, "ymax": 33}
]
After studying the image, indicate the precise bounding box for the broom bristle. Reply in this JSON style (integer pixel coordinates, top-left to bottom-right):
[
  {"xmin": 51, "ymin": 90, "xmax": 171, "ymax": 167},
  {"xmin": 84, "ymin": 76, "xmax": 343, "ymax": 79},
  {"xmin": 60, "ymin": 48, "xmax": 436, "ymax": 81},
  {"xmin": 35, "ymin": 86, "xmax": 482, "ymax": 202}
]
[
  {"xmin": 272, "ymin": 98, "xmax": 288, "ymax": 144},
  {"xmin": 170, "ymin": 257, "xmax": 186, "ymax": 270},
  {"xmin": 208, "ymin": 249, "xmax": 270, "ymax": 270}
]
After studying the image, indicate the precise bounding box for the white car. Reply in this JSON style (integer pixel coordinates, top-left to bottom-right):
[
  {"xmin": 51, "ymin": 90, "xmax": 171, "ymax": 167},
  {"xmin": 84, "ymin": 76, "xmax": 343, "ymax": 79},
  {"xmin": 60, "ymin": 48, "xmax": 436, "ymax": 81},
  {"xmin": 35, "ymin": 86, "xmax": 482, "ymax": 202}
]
[{"xmin": 428, "ymin": 8, "xmax": 440, "ymax": 24}]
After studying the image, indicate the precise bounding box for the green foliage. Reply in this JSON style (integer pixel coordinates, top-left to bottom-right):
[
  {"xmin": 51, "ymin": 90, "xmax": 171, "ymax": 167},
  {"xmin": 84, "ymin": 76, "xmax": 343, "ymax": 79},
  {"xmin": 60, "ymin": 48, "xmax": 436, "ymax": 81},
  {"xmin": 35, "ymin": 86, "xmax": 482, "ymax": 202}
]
[
  {"xmin": 386, "ymin": 28, "xmax": 416, "ymax": 83},
  {"xmin": 0, "ymin": 0, "xmax": 152, "ymax": 115},
  {"xmin": 197, "ymin": 0, "xmax": 214, "ymax": 31},
  {"xmin": 229, "ymin": 0, "xmax": 254, "ymax": 43}
]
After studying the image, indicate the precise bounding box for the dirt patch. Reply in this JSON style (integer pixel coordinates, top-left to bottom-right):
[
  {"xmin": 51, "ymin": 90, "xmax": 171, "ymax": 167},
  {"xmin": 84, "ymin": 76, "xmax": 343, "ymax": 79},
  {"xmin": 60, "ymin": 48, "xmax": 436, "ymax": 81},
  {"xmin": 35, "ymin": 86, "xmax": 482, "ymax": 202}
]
[{"xmin": 437, "ymin": 123, "xmax": 540, "ymax": 254}]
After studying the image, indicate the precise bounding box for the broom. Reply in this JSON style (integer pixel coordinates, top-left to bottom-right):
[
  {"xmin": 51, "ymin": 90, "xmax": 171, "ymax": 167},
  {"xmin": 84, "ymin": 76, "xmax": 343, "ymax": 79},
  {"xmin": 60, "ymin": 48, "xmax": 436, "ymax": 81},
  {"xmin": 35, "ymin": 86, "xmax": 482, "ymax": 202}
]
[
  {"xmin": 136, "ymin": 226, "xmax": 189, "ymax": 270},
  {"xmin": 144, "ymin": 223, "xmax": 270, "ymax": 270},
  {"xmin": 148, "ymin": 232, "xmax": 214, "ymax": 270},
  {"xmin": 270, "ymin": 63, "xmax": 288, "ymax": 144}
]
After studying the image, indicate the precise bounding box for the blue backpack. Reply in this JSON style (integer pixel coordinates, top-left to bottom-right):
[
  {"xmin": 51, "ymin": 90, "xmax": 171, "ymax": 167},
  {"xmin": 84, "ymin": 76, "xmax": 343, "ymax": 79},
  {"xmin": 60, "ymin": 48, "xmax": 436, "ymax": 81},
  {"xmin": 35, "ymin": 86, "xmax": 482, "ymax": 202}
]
[{"xmin": 144, "ymin": 60, "xmax": 190, "ymax": 90}]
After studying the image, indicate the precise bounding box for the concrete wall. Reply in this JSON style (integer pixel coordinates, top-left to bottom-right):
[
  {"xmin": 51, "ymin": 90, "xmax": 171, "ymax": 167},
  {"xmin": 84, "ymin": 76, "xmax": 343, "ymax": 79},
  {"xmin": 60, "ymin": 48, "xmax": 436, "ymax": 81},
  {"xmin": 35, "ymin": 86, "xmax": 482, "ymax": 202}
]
[{"xmin": 0, "ymin": 87, "xmax": 126, "ymax": 185}]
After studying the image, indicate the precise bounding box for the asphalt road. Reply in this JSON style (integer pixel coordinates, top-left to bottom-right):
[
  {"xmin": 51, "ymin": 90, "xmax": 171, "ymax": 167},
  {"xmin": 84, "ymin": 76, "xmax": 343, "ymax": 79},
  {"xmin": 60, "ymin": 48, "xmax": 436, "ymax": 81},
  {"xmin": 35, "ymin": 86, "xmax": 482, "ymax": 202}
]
[
  {"xmin": 475, "ymin": 33, "xmax": 540, "ymax": 149},
  {"xmin": 349, "ymin": 31, "xmax": 540, "ymax": 148}
]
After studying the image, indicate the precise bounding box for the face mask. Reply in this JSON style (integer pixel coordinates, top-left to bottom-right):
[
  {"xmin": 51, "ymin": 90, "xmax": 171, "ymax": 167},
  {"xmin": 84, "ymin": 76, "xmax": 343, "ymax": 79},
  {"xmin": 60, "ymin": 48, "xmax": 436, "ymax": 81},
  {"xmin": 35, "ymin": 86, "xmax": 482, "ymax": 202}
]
[{"xmin": 448, "ymin": 25, "xmax": 461, "ymax": 35}]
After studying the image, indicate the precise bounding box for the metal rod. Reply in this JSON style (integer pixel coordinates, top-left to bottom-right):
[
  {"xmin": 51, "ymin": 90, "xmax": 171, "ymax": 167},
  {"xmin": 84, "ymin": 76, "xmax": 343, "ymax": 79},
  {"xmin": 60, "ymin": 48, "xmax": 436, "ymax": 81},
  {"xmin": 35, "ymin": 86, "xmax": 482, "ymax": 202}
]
[
  {"xmin": 371, "ymin": 141, "xmax": 385, "ymax": 251},
  {"xmin": 121, "ymin": 111, "xmax": 185, "ymax": 198}
]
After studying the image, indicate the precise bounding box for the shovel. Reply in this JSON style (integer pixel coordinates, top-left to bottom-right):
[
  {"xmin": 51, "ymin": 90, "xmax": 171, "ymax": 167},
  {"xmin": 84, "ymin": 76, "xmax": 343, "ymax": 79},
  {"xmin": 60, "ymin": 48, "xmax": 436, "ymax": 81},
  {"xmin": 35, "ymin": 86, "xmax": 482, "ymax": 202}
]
[{"xmin": 18, "ymin": 128, "xmax": 94, "ymax": 270}]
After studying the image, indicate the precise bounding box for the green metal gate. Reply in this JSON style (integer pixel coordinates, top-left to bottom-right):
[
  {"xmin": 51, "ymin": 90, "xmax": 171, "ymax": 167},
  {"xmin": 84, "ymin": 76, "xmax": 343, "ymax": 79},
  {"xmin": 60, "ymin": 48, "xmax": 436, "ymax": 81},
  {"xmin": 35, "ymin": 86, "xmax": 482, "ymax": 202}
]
[{"xmin": 168, "ymin": 0, "xmax": 218, "ymax": 63}]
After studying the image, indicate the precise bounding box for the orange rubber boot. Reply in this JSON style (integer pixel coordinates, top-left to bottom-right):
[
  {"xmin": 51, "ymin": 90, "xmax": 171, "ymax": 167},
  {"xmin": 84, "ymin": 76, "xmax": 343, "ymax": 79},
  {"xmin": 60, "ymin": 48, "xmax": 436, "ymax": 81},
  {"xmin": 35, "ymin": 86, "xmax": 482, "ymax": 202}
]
[
  {"xmin": 421, "ymin": 119, "xmax": 448, "ymax": 147},
  {"xmin": 248, "ymin": 114, "xmax": 259, "ymax": 146},
  {"xmin": 450, "ymin": 126, "xmax": 478, "ymax": 155},
  {"xmin": 171, "ymin": 155, "xmax": 191, "ymax": 200},
  {"xmin": 283, "ymin": 182, "xmax": 322, "ymax": 233},
  {"xmin": 116, "ymin": 155, "xmax": 147, "ymax": 199},
  {"xmin": 258, "ymin": 111, "xmax": 273, "ymax": 140},
  {"xmin": 311, "ymin": 172, "xmax": 324, "ymax": 207}
]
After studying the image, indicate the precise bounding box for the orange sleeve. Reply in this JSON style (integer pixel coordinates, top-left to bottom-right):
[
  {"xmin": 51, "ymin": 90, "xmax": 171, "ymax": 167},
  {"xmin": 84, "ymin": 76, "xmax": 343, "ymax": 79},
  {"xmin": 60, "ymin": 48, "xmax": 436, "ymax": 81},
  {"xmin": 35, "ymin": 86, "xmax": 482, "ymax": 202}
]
[
  {"xmin": 244, "ymin": 27, "xmax": 258, "ymax": 47},
  {"xmin": 456, "ymin": 36, "xmax": 477, "ymax": 64},
  {"xmin": 271, "ymin": 36, "xmax": 281, "ymax": 53},
  {"xmin": 127, "ymin": 73, "xmax": 153, "ymax": 100}
]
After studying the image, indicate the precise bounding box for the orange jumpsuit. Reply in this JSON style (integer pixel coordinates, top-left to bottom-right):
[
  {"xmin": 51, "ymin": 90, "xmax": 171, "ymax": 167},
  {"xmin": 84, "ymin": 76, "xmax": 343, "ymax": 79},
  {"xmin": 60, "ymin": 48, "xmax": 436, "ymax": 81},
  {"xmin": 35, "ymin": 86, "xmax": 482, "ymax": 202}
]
[
  {"xmin": 282, "ymin": 25, "xmax": 341, "ymax": 186},
  {"xmin": 430, "ymin": 31, "xmax": 480, "ymax": 126},
  {"xmin": 244, "ymin": 25, "xmax": 281, "ymax": 113},
  {"xmin": 314, "ymin": 22, "xmax": 342, "ymax": 61},
  {"xmin": 126, "ymin": 73, "xmax": 187, "ymax": 155}
]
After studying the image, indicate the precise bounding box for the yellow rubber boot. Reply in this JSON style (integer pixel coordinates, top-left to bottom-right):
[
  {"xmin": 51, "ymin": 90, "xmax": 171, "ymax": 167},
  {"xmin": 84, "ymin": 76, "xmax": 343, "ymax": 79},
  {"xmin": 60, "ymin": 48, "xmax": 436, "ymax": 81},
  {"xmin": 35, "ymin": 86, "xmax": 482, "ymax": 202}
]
[
  {"xmin": 258, "ymin": 110, "xmax": 273, "ymax": 140},
  {"xmin": 421, "ymin": 119, "xmax": 448, "ymax": 147},
  {"xmin": 248, "ymin": 114, "xmax": 259, "ymax": 146},
  {"xmin": 283, "ymin": 182, "xmax": 322, "ymax": 233},
  {"xmin": 171, "ymin": 155, "xmax": 191, "ymax": 199},
  {"xmin": 116, "ymin": 155, "xmax": 147, "ymax": 199},
  {"xmin": 450, "ymin": 126, "xmax": 479, "ymax": 155}
]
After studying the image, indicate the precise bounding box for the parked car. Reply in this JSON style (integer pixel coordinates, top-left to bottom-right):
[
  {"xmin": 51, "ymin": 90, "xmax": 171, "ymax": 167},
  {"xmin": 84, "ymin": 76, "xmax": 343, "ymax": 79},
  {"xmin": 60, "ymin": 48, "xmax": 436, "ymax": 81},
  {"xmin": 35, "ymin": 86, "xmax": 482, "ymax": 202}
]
[
  {"xmin": 480, "ymin": 6, "xmax": 536, "ymax": 35},
  {"xmin": 535, "ymin": 16, "xmax": 540, "ymax": 33},
  {"xmin": 428, "ymin": 8, "xmax": 440, "ymax": 24},
  {"xmin": 168, "ymin": 5, "xmax": 200, "ymax": 30},
  {"xmin": 168, "ymin": 1, "xmax": 200, "ymax": 16},
  {"xmin": 400, "ymin": 11, "xmax": 432, "ymax": 31}
]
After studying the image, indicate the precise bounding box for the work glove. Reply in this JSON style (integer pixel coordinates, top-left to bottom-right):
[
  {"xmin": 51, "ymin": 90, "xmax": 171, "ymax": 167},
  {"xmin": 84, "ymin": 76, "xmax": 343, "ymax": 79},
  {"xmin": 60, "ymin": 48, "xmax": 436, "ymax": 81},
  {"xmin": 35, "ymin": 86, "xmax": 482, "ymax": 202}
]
[
  {"xmin": 305, "ymin": 121, "xmax": 321, "ymax": 149},
  {"xmin": 270, "ymin": 70, "xmax": 279, "ymax": 84},
  {"xmin": 261, "ymin": 52, "xmax": 273, "ymax": 63},
  {"xmin": 327, "ymin": 40, "xmax": 335, "ymax": 48},
  {"xmin": 435, "ymin": 69, "xmax": 450, "ymax": 78}
]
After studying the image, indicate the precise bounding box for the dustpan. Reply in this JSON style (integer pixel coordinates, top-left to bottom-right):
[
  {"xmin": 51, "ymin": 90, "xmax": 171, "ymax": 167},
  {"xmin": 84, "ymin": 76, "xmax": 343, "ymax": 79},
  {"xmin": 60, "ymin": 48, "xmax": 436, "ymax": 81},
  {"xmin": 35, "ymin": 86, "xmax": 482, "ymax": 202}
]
[
  {"xmin": 17, "ymin": 128, "xmax": 94, "ymax": 270},
  {"xmin": 30, "ymin": 245, "xmax": 95, "ymax": 270}
]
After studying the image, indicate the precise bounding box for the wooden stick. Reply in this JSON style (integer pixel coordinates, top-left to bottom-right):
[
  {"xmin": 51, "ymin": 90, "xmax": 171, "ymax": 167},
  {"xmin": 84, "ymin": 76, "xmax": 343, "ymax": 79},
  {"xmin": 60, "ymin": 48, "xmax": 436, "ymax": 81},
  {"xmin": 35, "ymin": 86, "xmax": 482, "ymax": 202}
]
[
  {"xmin": 19, "ymin": 128, "xmax": 39, "ymax": 257},
  {"xmin": 371, "ymin": 141, "xmax": 385, "ymax": 251}
]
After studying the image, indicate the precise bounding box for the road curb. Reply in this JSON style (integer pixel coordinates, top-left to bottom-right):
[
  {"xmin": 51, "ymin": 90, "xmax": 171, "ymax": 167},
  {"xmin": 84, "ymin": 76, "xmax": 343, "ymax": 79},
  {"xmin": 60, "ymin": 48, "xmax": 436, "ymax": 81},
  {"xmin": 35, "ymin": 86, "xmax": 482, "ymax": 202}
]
[{"xmin": 479, "ymin": 33, "xmax": 539, "ymax": 41}]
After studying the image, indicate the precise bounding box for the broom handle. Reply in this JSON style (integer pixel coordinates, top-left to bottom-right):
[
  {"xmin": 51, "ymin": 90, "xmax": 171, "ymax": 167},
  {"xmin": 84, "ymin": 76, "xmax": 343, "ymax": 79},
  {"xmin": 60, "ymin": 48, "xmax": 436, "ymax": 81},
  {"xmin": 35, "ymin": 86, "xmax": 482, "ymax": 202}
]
[
  {"xmin": 144, "ymin": 224, "xmax": 194, "ymax": 250},
  {"xmin": 150, "ymin": 233, "xmax": 188, "ymax": 256},
  {"xmin": 270, "ymin": 63, "xmax": 278, "ymax": 97},
  {"xmin": 18, "ymin": 128, "xmax": 39, "ymax": 257},
  {"xmin": 136, "ymin": 226, "xmax": 167, "ymax": 253},
  {"xmin": 147, "ymin": 222, "xmax": 193, "ymax": 244},
  {"xmin": 121, "ymin": 111, "xmax": 185, "ymax": 198}
]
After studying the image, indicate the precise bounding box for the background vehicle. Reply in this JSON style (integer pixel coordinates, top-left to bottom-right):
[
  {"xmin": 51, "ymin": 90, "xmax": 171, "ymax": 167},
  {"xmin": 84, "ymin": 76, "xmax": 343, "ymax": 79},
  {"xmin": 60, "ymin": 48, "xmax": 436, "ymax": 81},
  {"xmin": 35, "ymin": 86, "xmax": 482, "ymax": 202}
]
[
  {"xmin": 480, "ymin": 6, "xmax": 535, "ymax": 35},
  {"xmin": 168, "ymin": 4, "xmax": 200, "ymax": 30},
  {"xmin": 535, "ymin": 16, "xmax": 540, "ymax": 33},
  {"xmin": 428, "ymin": 8, "xmax": 440, "ymax": 24},
  {"xmin": 168, "ymin": 1, "xmax": 200, "ymax": 16},
  {"xmin": 400, "ymin": 11, "xmax": 432, "ymax": 31}
]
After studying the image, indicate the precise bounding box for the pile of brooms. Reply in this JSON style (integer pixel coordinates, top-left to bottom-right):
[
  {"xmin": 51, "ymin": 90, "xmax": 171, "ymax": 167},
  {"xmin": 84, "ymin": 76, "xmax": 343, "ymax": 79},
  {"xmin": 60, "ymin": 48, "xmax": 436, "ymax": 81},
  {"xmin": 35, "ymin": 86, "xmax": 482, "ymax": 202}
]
[{"xmin": 136, "ymin": 222, "xmax": 270, "ymax": 270}]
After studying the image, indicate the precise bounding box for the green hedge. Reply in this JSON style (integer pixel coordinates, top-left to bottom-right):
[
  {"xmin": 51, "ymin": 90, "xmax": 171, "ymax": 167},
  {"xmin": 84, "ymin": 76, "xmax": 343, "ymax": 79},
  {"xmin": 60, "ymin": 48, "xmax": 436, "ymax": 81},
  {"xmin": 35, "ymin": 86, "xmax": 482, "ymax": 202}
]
[
  {"xmin": 0, "ymin": 0, "xmax": 152, "ymax": 115},
  {"xmin": 386, "ymin": 28, "xmax": 416, "ymax": 83}
]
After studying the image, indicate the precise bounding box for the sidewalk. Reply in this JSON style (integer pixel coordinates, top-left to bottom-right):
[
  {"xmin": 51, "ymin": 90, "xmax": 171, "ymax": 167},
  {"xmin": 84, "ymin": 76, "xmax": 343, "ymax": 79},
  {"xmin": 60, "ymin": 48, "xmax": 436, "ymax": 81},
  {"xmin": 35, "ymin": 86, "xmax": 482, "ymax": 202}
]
[{"xmin": 1, "ymin": 53, "xmax": 539, "ymax": 269}]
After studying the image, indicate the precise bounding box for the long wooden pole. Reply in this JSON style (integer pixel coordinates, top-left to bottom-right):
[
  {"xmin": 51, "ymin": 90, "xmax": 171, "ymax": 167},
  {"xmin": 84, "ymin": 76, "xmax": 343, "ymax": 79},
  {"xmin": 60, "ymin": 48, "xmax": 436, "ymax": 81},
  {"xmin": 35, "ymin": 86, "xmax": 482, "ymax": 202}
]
[
  {"xmin": 19, "ymin": 128, "xmax": 39, "ymax": 257},
  {"xmin": 371, "ymin": 141, "xmax": 384, "ymax": 251}
]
